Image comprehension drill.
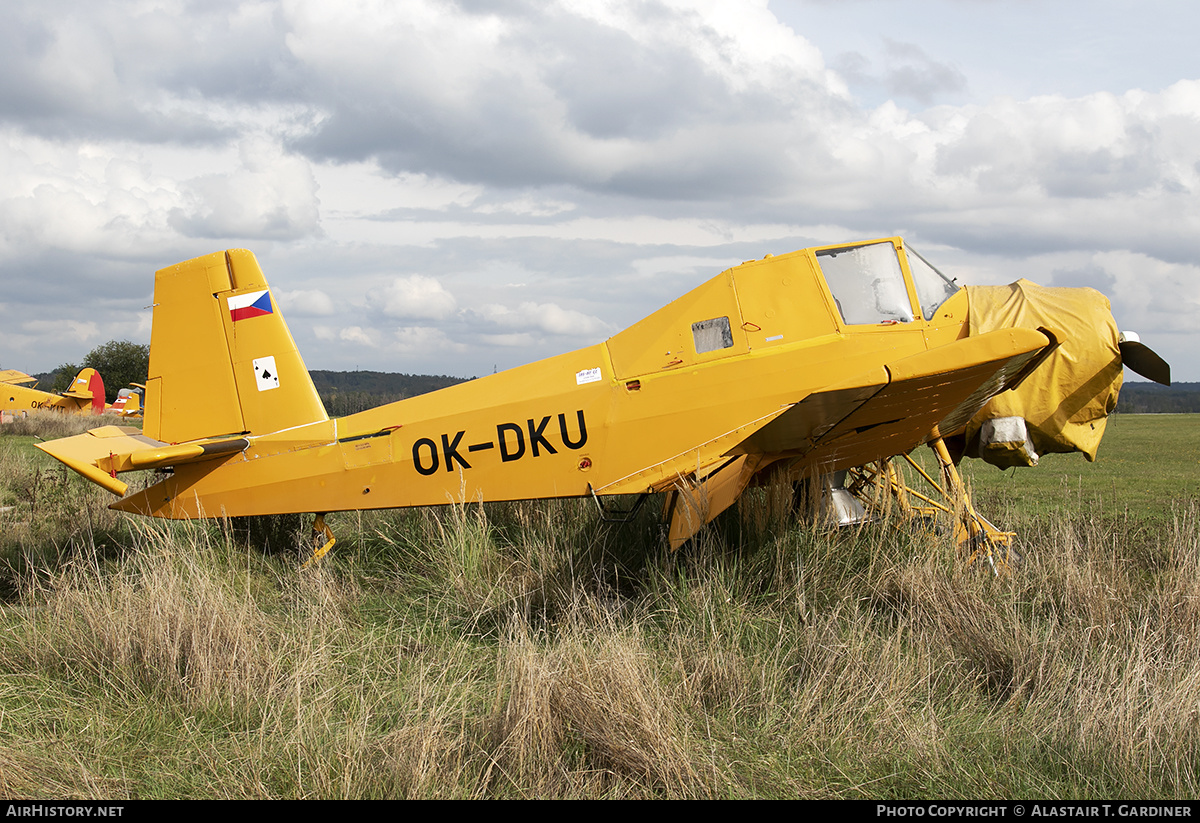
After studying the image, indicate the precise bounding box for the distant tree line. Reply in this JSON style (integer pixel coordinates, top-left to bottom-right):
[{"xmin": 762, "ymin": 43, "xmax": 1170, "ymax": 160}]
[
  {"xmin": 319, "ymin": 375, "xmax": 1200, "ymax": 415},
  {"xmin": 309, "ymin": 370, "xmax": 470, "ymax": 397},
  {"xmin": 1114, "ymin": 382, "xmax": 1200, "ymax": 414}
]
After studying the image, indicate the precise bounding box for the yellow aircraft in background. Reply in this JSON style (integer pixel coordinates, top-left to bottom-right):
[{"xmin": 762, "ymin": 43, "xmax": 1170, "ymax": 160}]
[
  {"xmin": 1, "ymin": 367, "xmax": 107, "ymax": 418},
  {"xmin": 36, "ymin": 240, "xmax": 1169, "ymax": 567},
  {"xmin": 110, "ymin": 385, "xmax": 144, "ymax": 418}
]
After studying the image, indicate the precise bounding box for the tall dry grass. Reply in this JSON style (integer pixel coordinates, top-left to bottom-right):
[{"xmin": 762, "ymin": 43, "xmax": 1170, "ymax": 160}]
[
  {"xmin": 1, "ymin": 410, "xmax": 133, "ymax": 440},
  {"xmin": 1, "ymin": 424, "xmax": 1200, "ymax": 797},
  {"xmin": 487, "ymin": 597, "xmax": 707, "ymax": 797}
]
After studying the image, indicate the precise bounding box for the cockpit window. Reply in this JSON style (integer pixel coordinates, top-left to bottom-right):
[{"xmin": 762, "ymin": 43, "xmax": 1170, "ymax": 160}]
[
  {"xmin": 816, "ymin": 242, "xmax": 914, "ymax": 325},
  {"xmin": 905, "ymin": 247, "xmax": 960, "ymax": 320}
]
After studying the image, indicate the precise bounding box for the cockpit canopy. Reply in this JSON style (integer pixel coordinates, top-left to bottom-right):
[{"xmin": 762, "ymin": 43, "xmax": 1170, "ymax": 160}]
[
  {"xmin": 815, "ymin": 241, "xmax": 959, "ymax": 326},
  {"xmin": 606, "ymin": 237, "xmax": 963, "ymax": 379}
]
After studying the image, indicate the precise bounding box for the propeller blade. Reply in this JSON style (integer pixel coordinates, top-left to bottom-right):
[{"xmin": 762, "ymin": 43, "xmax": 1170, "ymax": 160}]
[{"xmin": 1119, "ymin": 332, "xmax": 1171, "ymax": 386}]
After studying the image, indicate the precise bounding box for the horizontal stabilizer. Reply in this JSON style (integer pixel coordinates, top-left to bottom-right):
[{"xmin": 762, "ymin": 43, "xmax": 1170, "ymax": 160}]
[{"xmin": 36, "ymin": 425, "xmax": 247, "ymax": 497}]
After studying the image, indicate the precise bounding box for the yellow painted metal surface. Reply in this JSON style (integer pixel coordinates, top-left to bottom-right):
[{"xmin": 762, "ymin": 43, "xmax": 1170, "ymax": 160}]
[
  {"xmin": 144, "ymin": 249, "xmax": 326, "ymax": 444},
  {"xmin": 0, "ymin": 370, "xmax": 38, "ymax": 385},
  {"xmin": 38, "ymin": 239, "xmax": 1124, "ymax": 539}
]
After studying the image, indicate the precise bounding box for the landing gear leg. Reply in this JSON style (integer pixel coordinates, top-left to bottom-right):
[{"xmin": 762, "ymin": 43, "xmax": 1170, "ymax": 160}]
[{"xmin": 301, "ymin": 513, "xmax": 336, "ymax": 568}]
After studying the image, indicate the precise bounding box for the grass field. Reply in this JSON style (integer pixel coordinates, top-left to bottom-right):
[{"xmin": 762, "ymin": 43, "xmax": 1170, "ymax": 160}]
[
  {"xmin": 0, "ymin": 413, "xmax": 1197, "ymax": 799},
  {"xmin": 961, "ymin": 414, "xmax": 1200, "ymax": 522}
]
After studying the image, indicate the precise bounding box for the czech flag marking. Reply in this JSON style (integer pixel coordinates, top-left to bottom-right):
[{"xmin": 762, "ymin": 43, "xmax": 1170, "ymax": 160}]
[{"xmin": 228, "ymin": 290, "xmax": 273, "ymax": 322}]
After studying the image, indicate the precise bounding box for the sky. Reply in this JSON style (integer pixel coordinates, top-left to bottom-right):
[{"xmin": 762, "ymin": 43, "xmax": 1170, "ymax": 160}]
[{"xmin": 2, "ymin": 0, "xmax": 1198, "ymax": 382}]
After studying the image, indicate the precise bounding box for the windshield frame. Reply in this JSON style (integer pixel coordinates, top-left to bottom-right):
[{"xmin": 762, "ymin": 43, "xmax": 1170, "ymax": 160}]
[{"xmin": 904, "ymin": 245, "xmax": 961, "ymax": 321}]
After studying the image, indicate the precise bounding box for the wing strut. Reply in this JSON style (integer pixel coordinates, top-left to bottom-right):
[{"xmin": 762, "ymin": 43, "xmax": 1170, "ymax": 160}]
[{"xmin": 836, "ymin": 431, "xmax": 1018, "ymax": 574}]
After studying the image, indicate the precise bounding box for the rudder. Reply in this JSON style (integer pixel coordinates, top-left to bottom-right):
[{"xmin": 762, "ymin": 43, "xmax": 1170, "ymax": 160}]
[{"xmin": 143, "ymin": 249, "xmax": 327, "ymax": 443}]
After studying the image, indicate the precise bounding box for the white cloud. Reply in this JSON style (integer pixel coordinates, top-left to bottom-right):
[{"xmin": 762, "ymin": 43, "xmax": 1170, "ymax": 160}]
[
  {"xmin": 316, "ymin": 325, "xmax": 379, "ymax": 348},
  {"xmin": 630, "ymin": 254, "xmax": 743, "ymax": 280},
  {"xmin": 369, "ymin": 275, "xmax": 457, "ymax": 321},
  {"xmin": 315, "ymin": 165, "xmax": 483, "ymax": 220},
  {"xmin": 339, "ymin": 326, "xmax": 377, "ymax": 347},
  {"xmin": 275, "ymin": 287, "xmax": 335, "ymax": 316},
  {"xmin": 168, "ymin": 138, "xmax": 320, "ymax": 240},
  {"xmin": 22, "ymin": 318, "xmax": 100, "ymax": 343},
  {"xmin": 393, "ymin": 326, "xmax": 465, "ymax": 356},
  {"xmin": 282, "ymin": 0, "xmax": 847, "ymax": 196},
  {"xmin": 477, "ymin": 332, "xmax": 539, "ymax": 349},
  {"xmin": 475, "ymin": 195, "xmax": 575, "ymax": 218},
  {"xmin": 474, "ymin": 301, "xmax": 613, "ymax": 338},
  {"xmin": 0, "ymin": 132, "xmax": 182, "ymax": 259}
]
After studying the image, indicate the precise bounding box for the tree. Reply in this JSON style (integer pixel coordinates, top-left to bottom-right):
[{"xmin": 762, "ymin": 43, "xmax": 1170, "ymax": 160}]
[{"xmin": 82, "ymin": 340, "xmax": 150, "ymax": 403}]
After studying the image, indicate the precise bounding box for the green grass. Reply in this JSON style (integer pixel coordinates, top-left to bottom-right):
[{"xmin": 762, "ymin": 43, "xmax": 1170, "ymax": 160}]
[
  {"xmin": 0, "ymin": 413, "xmax": 1198, "ymax": 798},
  {"xmin": 960, "ymin": 414, "xmax": 1200, "ymax": 523}
]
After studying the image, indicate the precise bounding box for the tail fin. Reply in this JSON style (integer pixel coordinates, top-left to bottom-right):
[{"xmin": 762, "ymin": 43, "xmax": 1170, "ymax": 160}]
[
  {"xmin": 112, "ymin": 387, "xmax": 142, "ymax": 417},
  {"xmin": 61, "ymin": 367, "xmax": 106, "ymax": 414},
  {"xmin": 143, "ymin": 249, "xmax": 327, "ymax": 443}
]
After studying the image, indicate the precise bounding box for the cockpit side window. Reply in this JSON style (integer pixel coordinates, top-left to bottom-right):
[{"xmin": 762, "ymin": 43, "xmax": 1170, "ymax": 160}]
[
  {"xmin": 692, "ymin": 317, "xmax": 734, "ymax": 353},
  {"xmin": 816, "ymin": 242, "xmax": 914, "ymax": 325},
  {"xmin": 906, "ymin": 247, "xmax": 960, "ymax": 320}
]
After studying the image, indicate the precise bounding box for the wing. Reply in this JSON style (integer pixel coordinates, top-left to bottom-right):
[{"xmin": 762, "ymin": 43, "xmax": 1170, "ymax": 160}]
[
  {"xmin": 659, "ymin": 326, "xmax": 1052, "ymax": 548},
  {"xmin": 739, "ymin": 326, "xmax": 1053, "ymax": 473},
  {"xmin": 0, "ymin": 370, "xmax": 38, "ymax": 386}
]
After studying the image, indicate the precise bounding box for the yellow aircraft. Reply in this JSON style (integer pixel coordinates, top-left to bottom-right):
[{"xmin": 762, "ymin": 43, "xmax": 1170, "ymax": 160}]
[
  {"xmin": 36, "ymin": 240, "xmax": 1168, "ymax": 566},
  {"xmin": 110, "ymin": 385, "xmax": 144, "ymax": 418},
  {"xmin": 1, "ymin": 367, "xmax": 107, "ymax": 418}
]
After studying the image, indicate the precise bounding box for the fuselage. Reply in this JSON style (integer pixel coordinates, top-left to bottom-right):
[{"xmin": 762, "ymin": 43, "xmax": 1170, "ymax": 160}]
[{"xmin": 115, "ymin": 238, "xmax": 988, "ymax": 519}]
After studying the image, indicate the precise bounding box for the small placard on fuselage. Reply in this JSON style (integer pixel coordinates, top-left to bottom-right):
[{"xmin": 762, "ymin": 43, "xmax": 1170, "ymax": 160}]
[{"xmin": 576, "ymin": 367, "xmax": 602, "ymax": 385}]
